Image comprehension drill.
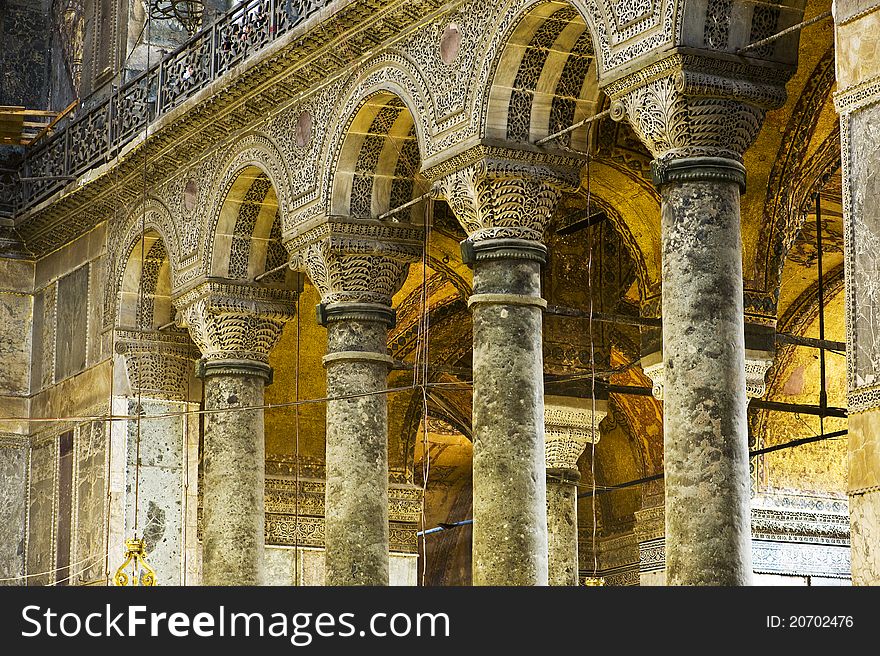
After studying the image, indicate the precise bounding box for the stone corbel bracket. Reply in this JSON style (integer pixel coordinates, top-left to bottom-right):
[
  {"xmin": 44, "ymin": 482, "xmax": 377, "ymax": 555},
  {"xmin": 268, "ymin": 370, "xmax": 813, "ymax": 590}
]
[
  {"xmin": 285, "ymin": 216, "xmax": 423, "ymax": 306},
  {"xmin": 544, "ymin": 395, "xmax": 608, "ymax": 471},
  {"xmin": 174, "ymin": 279, "xmax": 297, "ymax": 365},
  {"xmin": 423, "ymin": 142, "xmax": 583, "ymax": 243}
]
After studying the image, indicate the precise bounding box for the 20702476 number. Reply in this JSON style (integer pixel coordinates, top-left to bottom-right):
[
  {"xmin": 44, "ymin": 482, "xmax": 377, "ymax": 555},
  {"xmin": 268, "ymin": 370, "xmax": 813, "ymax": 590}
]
[{"xmin": 789, "ymin": 616, "xmax": 854, "ymax": 628}]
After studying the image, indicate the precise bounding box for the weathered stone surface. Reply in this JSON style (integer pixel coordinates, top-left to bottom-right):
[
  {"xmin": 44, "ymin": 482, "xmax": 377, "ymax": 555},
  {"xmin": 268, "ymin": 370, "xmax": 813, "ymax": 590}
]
[
  {"xmin": 0, "ymin": 291, "xmax": 32, "ymax": 397},
  {"xmin": 547, "ymin": 470, "xmax": 579, "ymax": 586},
  {"xmin": 74, "ymin": 422, "xmax": 106, "ymax": 585},
  {"xmin": 0, "ymin": 439, "xmax": 27, "ymax": 585},
  {"xmin": 471, "ymin": 250, "xmax": 548, "ymax": 586},
  {"xmin": 265, "ymin": 547, "xmax": 416, "ymax": 586},
  {"xmin": 661, "ymin": 175, "xmax": 752, "ymax": 586},
  {"xmin": 849, "ymin": 490, "xmax": 880, "ymax": 585},
  {"xmin": 324, "ymin": 315, "xmax": 390, "ymax": 586},
  {"xmin": 125, "ymin": 399, "xmax": 186, "ymax": 586},
  {"xmin": 202, "ymin": 369, "xmax": 268, "ymax": 585},
  {"xmin": 27, "ymin": 439, "xmax": 56, "ymax": 586}
]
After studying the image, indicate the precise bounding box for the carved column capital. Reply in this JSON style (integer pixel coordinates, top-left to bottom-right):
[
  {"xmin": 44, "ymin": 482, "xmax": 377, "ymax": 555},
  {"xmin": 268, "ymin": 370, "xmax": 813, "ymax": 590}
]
[
  {"xmin": 425, "ymin": 144, "xmax": 580, "ymax": 243},
  {"xmin": 605, "ymin": 54, "xmax": 791, "ymax": 188},
  {"xmin": 544, "ymin": 396, "xmax": 608, "ymax": 472},
  {"xmin": 173, "ymin": 279, "xmax": 297, "ymax": 367},
  {"xmin": 114, "ymin": 329, "xmax": 201, "ymax": 400},
  {"xmin": 285, "ymin": 216, "xmax": 422, "ymax": 306}
]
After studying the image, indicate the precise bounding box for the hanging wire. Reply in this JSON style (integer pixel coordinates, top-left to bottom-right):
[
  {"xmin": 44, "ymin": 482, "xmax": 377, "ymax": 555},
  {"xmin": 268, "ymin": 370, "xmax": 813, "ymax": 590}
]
[
  {"xmin": 0, "ymin": 552, "xmax": 105, "ymax": 583},
  {"xmin": 294, "ymin": 282, "xmax": 302, "ymax": 584},
  {"xmin": 584, "ymin": 107, "xmax": 600, "ymax": 580},
  {"xmin": 416, "ymin": 194, "xmax": 433, "ymax": 586}
]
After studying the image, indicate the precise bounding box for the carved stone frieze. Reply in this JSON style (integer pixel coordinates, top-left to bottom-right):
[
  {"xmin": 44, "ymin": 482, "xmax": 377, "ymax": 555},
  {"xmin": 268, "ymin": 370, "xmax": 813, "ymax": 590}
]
[
  {"xmin": 114, "ymin": 329, "xmax": 201, "ymax": 400},
  {"xmin": 286, "ymin": 216, "xmax": 423, "ymax": 305},
  {"xmin": 544, "ymin": 395, "xmax": 607, "ymax": 471},
  {"xmin": 427, "ymin": 144, "xmax": 581, "ymax": 241},
  {"xmin": 174, "ymin": 279, "xmax": 297, "ymax": 364}
]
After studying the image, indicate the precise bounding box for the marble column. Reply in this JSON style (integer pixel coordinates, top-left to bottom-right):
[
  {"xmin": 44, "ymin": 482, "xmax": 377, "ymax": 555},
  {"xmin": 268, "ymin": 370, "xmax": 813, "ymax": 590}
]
[
  {"xmin": 287, "ymin": 216, "xmax": 422, "ymax": 586},
  {"xmin": 176, "ymin": 280, "xmax": 296, "ymax": 585},
  {"xmin": 657, "ymin": 158, "xmax": 753, "ymax": 586},
  {"xmin": 609, "ymin": 62, "xmax": 789, "ymax": 585},
  {"xmin": 834, "ymin": 4, "xmax": 880, "ymax": 585},
  {"xmin": 544, "ymin": 396, "xmax": 606, "ymax": 586},
  {"xmin": 322, "ymin": 302, "xmax": 395, "ymax": 585},
  {"xmin": 431, "ymin": 149, "xmax": 579, "ymax": 585}
]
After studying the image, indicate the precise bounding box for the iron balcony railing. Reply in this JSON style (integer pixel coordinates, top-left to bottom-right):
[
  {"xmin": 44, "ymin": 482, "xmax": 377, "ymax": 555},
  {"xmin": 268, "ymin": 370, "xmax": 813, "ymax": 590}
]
[{"xmin": 0, "ymin": 0, "xmax": 330, "ymax": 218}]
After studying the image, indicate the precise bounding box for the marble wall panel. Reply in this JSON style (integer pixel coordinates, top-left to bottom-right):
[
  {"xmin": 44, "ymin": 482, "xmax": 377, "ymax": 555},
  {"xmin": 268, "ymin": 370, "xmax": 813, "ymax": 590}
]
[
  {"xmin": 74, "ymin": 421, "xmax": 106, "ymax": 584},
  {"xmin": 54, "ymin": 265, "xmax": 88, "ymax": 382},
  {"xmin": 0, "ymin": 440, "xmax": 27, "ymax": 585},
  {"xmin": 27, "ymin": 438, "xmax": 56, "ymax": 585},
  {"xmin": 124, "ymin": 398, "xmax": 186, "ymax": 585}
]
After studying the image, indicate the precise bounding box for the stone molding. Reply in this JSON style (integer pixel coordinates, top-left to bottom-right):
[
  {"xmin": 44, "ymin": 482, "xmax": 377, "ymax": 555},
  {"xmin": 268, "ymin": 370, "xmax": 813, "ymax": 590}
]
[
  {"xmin": 198, "ymin": 477, "xmax": 423, "ymax": 554},
  {"xmin": 174, "ymin": 279, "xmax": 297, "ymax": 364},
  {"xmin": 544, "ymin": 396, "xmax": 607, "ymax": 471},
  {"xmin": 834, "ymin": 73, "xmax": 880, "ymax": 115},
  {"xmin": 636, "ymin": 494, "xmax": 852, "ymax": 578},
  {"xmin": 286, "ymin": 216, "xmax": 423, "ymax": 306},
  {"xmin": 428, "ymin": 144, "xmax": 580, "ymax": 242},
  {"xmin": 744, "ymin": 349, "xmax": 775, "ymax": 399}
]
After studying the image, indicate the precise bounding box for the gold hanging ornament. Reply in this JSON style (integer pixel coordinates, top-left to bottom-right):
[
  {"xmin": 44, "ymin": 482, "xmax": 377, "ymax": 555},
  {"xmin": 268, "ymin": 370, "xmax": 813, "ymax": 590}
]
[
  {"xmin": 114, "ymin": 538, "xmax": 157, "ymax": 586},
  {"xmin": 582, "ymin": 576, "xmax": 605, "ymax": 586}
]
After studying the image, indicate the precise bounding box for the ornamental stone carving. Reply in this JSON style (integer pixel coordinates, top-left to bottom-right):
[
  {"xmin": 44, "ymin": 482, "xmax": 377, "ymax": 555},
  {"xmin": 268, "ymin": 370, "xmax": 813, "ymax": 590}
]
[
  {"xmin": 605, "ymin": 54, "xmax": 792, "ymax": 174},
  {"xmin": 114, "ymin": 329, "xmax": 202, "ymax": 401},
  {"xmin": 640, "ymin": 350, "xmax": 773, "ymax": 400},
  {"xmin": 425, "ymin": 144, "xmax": 581, "ymax": 242},
  {"xmin": 544, "ymin": 396, "xmax": 607, "ymax": 472},
  {"xmin": 174, "ymin": 279, "xmax": 297, "ymax": 365},
  {"xmin": 744, "ymin": 350, "xmax": 775, "ymax": 399},
  {"xmin": 285, "ymin": 216, "xmax": 423, "ymax": 305}
]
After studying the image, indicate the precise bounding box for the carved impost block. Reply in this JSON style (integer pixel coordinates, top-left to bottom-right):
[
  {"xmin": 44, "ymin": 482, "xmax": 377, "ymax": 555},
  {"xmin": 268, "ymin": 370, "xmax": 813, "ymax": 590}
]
[
  {"xmin": 425, "ymin": 143, "xmax": 581, "ymax": 243},
  {"xmin": 114, "ymin": 329, "xmax": 202, "ymax": 401},
  {"xmin": 285, "ymin": 216, "xmax": 423, "ymax": 306},
  {"xmin": 174, "ymin": 279, "xmax": 297, "ymax": 365},
  {"xmin": 641, "ymin": 348, "xmax": 773, "ymax": 400},
  {"xmin": 605, "ymin": 53, "xmax": 791, "ymax": 187},
  {"xmin": 745, "ymin": 349, "xmax": 775, "ymax": 399},
  {"xmin": 544, "ymin": 395, "xmax": 607, "ymax": 472}
]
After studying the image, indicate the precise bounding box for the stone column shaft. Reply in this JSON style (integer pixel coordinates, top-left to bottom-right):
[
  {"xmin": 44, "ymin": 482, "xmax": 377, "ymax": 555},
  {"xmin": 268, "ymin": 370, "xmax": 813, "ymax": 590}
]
[
  {"xmin": 659, "ymin": 162, "xmax": 752, "ymax": 585},
  {"xmin": 544, "ymin": 395, "xmax": 605, "ymax": 586},
  {"xmin": 286, "ymin": 216, "xmax": 422, "ymax": 586},
  {"xmin": 200, "ymin": 361, "xmax": 270, "ymax": 585},
  {"xmin": 176, "ymin": 279, "xmax": 296, "ymax": 586},
  {"xmin": 323, "ymin": 304, "xmax": 393, "ymax": 586},
  {"xmin": 470, "ymin": 239, "xmax": 549, "ymax": 586},
  {"xmin": 546, "ymin": 469, "xmax": 579, "ymax": 586}
]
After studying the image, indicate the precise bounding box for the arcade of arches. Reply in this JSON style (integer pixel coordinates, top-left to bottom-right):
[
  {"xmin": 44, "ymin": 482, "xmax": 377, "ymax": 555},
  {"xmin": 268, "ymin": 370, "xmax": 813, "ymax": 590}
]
[{"xmin": 0, "ymin": 0, "xmax": 879, "ymax": 586}]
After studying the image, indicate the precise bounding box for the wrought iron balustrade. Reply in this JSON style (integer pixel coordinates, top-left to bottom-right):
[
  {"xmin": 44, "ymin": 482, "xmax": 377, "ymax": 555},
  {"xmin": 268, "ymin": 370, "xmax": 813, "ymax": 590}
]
[{"xmin": 0, "ymin": 0, "xmax": 330, "ymax": 218}]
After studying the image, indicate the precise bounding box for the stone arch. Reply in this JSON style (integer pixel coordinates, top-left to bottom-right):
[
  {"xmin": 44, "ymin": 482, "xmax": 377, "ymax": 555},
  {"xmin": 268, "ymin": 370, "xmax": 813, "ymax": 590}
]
[
  {"xmin": 204, "ymin": 132, "xmax": 296, "ymax": 281},
  {"xmin": 482, "ymin": 1, "xmax": 601, "ymax": 148},
  {"xmin": 752, "ymin": 46, "xmax": 836, "ymax": 300},
  {"xmin": 314, "ymin": 59, "xmax": 433, "ymax": 223},
  {"xmin": 104, "ymin": 197, "xmax": 182, "ymax": 332},
  {"xmin": 466, "ymin": 0, "xmax": 614, "ymax": 150}
]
